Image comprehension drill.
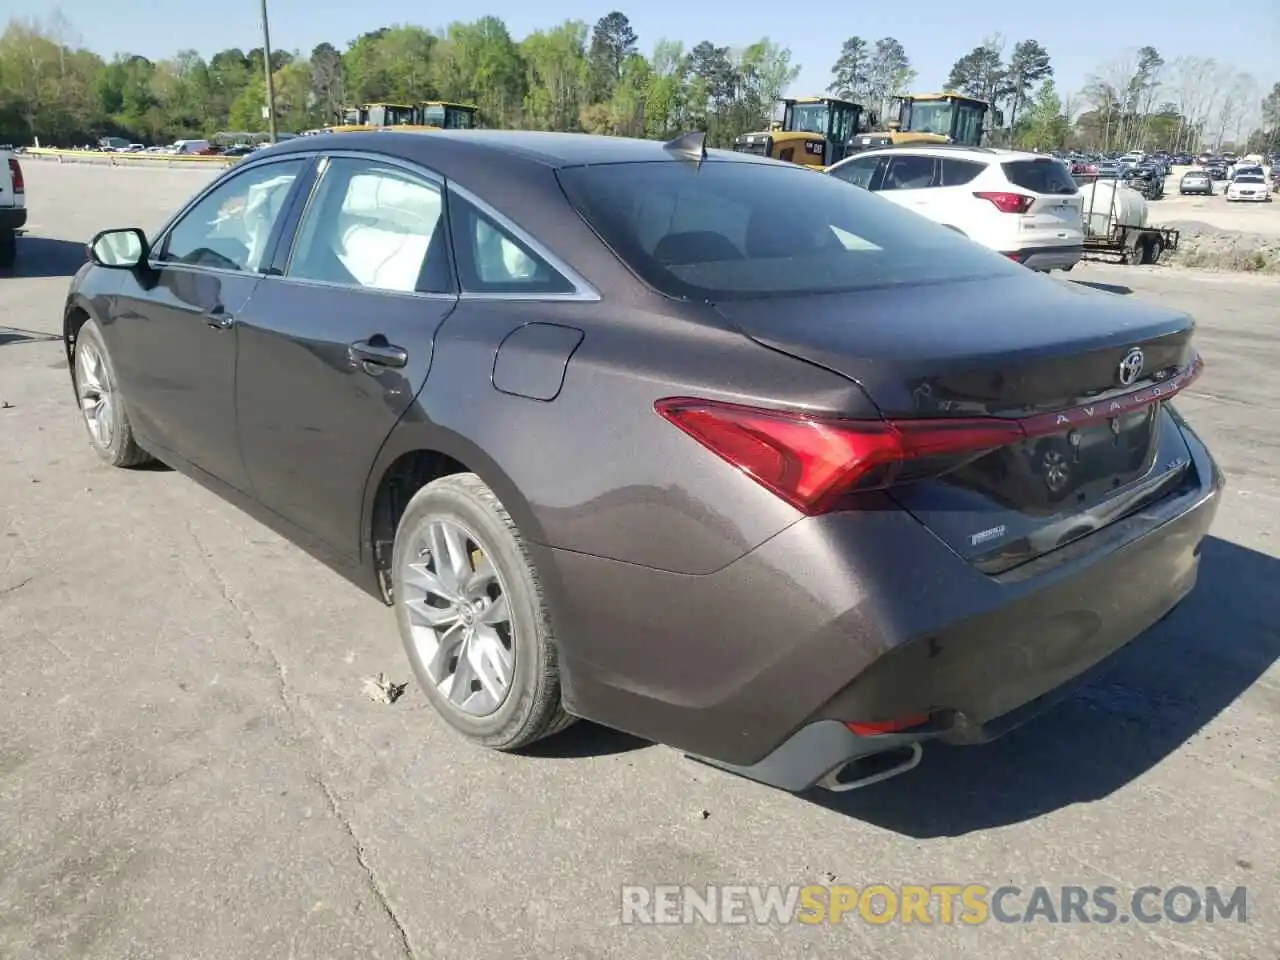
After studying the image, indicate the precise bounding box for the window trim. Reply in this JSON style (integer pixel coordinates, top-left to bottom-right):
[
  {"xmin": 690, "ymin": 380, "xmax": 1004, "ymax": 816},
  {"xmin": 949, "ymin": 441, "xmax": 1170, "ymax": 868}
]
[
  {"xmin": 274, "ymin": 152, "xmax": 458, "ymax": 300},
  {"xmin": 447, "ymin": 182, "xmax": 600, "ymax": 303},
  {"xmin": 147, "ymin": 154, "xmax": 319, "ymax": 278}
]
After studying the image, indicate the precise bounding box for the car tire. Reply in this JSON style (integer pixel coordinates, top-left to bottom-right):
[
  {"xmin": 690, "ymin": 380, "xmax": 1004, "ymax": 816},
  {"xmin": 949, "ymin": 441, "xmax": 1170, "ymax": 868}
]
[
  {"xmin": 72, "ymin": 318, "xmax": 154, "ymax": 467},
  {"xmin": 1145, "ymin": 236, "xmax": 1164, "ymax": 264},
  {"xmin": 0, "ymin": 229, "xmax": 15, "ymax": 268},
  {"xmin": 391, "ymin": 472, "xmax": 575, "ymax": 751}
]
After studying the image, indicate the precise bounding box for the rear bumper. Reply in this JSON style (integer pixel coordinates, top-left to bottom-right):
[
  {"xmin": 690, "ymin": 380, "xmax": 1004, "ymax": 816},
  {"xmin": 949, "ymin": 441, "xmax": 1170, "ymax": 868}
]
[
  {"xmin": 1006, "ymin": 244, "xmax": 1083, "ymax": 272},
  {"xmin": 542, "ymin": 413, "xmax": 1222, "ymax": 790},
  {"xmin": 0, "ymin": 207, "xmax": 26, "ymax": 231}
]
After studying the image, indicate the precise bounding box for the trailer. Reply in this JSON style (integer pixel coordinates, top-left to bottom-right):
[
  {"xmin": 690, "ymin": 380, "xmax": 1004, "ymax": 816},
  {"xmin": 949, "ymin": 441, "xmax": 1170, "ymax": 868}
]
[{"xmin": 1074, "ymin": 174, "xmax": 1179, "ymax": 265}]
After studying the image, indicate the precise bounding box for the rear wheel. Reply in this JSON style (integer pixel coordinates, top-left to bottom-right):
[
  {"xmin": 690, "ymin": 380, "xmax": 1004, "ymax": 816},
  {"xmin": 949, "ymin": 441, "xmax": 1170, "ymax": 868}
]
[
  {"xmin": 72, "ymin": 319, "xmax": 153, "ymax": 467},
  {"xmin": 391, "ymin": 473, "xmax": 574, "ymax": 751},
  {"xmin": 1144, "ymin": 235, "xmax": 1164, "ymax": 264}
]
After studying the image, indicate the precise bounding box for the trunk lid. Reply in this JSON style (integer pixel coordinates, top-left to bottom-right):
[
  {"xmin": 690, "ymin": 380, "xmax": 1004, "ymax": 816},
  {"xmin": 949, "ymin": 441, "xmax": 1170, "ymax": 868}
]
[{"xmin": 715, "ymin": 273, "xmax": 1201, "ymax": 572}]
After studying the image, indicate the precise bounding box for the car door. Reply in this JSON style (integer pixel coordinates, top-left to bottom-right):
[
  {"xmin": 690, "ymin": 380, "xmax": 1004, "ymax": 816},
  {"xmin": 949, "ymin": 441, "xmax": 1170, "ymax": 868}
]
[
  {"xmin": 233, "ymin": 153, "xmax": 459, "ymax": 556},
  {"xmin": 876, "ymin": 154, "xmax": 941, "ymax": 216},
  {"xmin": 107, "ymin": 156, "xmax": 314, "ymax": 492}
]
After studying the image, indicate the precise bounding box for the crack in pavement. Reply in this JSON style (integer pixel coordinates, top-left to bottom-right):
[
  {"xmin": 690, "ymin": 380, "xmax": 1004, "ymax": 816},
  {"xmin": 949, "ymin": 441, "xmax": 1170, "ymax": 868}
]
[
  {"xmin": 185, "ymin": 521, "xmax": 295, "ymax": 724},
  {"xmin": 183, "ymin": 520, "xmax": 419, "ymax": 958},
  {"xmin": 315, "ymin": 772, "xmax": 420, "ymax": 960},
  {"xmin": 0, "ymin": 576, "xmax": 33, "ymax": 596}
]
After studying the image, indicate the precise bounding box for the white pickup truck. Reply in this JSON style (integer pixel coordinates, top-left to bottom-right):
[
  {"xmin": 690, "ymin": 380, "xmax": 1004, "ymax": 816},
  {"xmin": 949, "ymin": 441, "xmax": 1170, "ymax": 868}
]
[{"xmin": 0, "ymin": 147, "xmax": 27, "ymax": 267}]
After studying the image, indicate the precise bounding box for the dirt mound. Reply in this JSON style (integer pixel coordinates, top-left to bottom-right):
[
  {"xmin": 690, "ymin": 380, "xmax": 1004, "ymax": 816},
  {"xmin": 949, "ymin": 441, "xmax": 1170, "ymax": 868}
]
[{"xmin": 1156, "ymin": 219, "xmax": 1280, "ymax": 274}]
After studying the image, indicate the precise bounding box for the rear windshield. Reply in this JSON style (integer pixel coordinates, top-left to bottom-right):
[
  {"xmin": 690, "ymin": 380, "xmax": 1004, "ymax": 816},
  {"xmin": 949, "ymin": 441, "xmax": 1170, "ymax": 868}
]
[
  {"xmin": 1001, "ymin": 158, "xmax": 1078, "ymax": 195},
  {"xmin": 555, "ymin": 159, "xmax": 1020, "ymax": 301},
  {"xmin": 1235, "ymin": 176, "xmax": 1265, "ymax": 183}
]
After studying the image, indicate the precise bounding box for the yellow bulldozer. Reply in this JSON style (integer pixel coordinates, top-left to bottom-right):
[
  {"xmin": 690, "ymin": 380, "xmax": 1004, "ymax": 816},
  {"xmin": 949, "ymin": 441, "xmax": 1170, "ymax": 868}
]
[
  {"xmin": 732, "ymin": 97, "xmax": 869, "ymax": 169},
  {"xmin": 846, "ymin": 91, "xmax": 996, "ymax": 152},
  {"xmin": 325, "ymin": 100, "xmax": 480, "ymax": 134}
]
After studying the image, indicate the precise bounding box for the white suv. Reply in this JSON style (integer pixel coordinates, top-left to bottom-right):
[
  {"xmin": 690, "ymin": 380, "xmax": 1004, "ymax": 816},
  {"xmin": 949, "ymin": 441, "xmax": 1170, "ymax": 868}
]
[
  {"xmin": 826, "ymin": 145, "xmax": 1084, "ymax": 272},
  {"xmin": 0, "ymin": 147, "xmax": 25, "ymax": 268}
]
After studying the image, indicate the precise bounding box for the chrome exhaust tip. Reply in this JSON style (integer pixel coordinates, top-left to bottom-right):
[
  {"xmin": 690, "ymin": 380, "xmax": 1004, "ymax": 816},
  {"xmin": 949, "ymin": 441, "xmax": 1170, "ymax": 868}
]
[{"xmin": 816, "ymin": 742, "xmax": 923, "ymax": 793}]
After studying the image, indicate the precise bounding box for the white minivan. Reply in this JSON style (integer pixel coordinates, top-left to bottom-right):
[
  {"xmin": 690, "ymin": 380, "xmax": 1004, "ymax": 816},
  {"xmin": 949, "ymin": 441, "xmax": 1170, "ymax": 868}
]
[
  {"xmin": 827, "ymin": 145, "xmax": 1085, "ymax": 272},
  {"xmin": 170, "ymin": 139, "xmax": 212, "ymax": 155}
]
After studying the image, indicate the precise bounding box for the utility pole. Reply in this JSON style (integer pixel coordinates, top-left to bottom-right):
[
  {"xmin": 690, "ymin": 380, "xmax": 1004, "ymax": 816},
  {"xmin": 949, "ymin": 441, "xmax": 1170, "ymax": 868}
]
[{"xmin": 260, "ymin": 0, "xmax": 278, "ymax": 143}]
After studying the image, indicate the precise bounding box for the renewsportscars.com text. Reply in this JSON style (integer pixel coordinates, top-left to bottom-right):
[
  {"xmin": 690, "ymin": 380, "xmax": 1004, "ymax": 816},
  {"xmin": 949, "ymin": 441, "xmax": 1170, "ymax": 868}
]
[{"xmin": 620, "ymin": 884, "xmax": 1248, "ymax": 926}]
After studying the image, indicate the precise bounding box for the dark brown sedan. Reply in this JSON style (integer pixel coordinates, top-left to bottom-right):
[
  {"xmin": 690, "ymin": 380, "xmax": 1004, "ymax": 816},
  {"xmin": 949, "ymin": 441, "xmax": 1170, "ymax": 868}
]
[{"xmin": 63, "ymin": 130, "xmax": 1221, "ymax": 793}]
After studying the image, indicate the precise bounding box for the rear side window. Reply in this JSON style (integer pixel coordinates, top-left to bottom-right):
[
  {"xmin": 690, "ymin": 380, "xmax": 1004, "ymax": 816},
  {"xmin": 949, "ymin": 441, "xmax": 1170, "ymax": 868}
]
[
  {"xmin": 555, "ymin": 159, "xmax": 1020, "ymax": 301},
  {"xmin": 941, "ymin": 158, "xmax": 986, "ymax": 186},
  {"xmin": 881, "ymin": 155, "xmax": 936, "ymax": 190},
  {"xmin": 1001, "ymin": 159, "xmax": 1078, "ymax": 195}
]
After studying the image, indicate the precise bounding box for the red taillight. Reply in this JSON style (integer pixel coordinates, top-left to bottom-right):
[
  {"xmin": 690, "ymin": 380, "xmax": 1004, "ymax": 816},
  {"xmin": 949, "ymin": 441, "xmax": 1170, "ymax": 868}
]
[
  {"xmin": 656, "ymin": 356, "xmax": 1203, "ymax": 515},
  {"xmin": 8, "ymin": 158, "xmax": 23, "ymax": 194},
  {"xmin": 655, "ymin": 398, "xmax": 1024, "ymax": 514},
  {"xmin": 974, "ymin": 190, "xmax": 1033, "ymax": 214}
]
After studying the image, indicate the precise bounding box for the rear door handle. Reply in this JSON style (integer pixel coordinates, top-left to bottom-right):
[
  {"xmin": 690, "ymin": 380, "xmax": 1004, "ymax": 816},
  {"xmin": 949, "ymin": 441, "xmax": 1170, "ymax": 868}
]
[
  {"xmin": 205, "ymin": 309, "xmax": 234, "ymax": 330},
  {"xmin": 350, "ymin": 339, "xmax": 408, "ymax": 369}
]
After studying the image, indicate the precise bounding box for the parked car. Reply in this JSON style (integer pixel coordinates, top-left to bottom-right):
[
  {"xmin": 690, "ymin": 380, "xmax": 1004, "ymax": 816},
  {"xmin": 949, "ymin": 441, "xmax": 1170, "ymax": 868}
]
[
  {"xmin": 0, "ymin": 146, "xmax": 25, "ymax": 267},
  {"xmin": 63, "ymin": 130, "xmax": 1222, "ymax": 794},
  {"xmin": 1225, "ymin": 173, "xmax": 1271, "ymax": 202},
  {"xmin": 1179, "ymin": 170, "xmax": 1214, "ymax": 196},
  {"xmin": 1206, "ymin": 162, "xmax": 1228, "ymax": 181},
  {"xmin": 1123, "ymin": 164, "xmax": 1165, "ymax": 200},
  {"xmin": 826, "ymin": 145, "xmax": 1084, "ymax": 271}
]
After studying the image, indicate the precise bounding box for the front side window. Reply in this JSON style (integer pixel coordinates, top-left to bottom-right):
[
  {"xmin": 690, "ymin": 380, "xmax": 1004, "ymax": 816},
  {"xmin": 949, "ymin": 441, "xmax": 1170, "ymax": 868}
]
[
  {"xmin": 953, "ymin": 104, "xmax": 985, "ymax": 146},
  {"xmin": 285, "ymin": 157, "xmax": 449, "ymax": 294},
  {"xmin": 556, "ymin": 158, "xmax": 1021, "ymax": 301},
  {"xmin": 828, "ymin": 156, "xmax": 882, "ymax": 189},
  {"xmin": 160, "ymin": 159, "xmax": 307, "ymax": 272}
]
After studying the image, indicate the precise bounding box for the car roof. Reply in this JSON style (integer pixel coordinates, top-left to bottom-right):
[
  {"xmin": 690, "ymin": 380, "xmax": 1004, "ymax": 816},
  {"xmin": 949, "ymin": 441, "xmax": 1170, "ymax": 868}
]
[
  {"xmin": 259, "ymin": 129, "xmax": 767, "ymax": 169},
  {"xmin": 831, "ymin": 144, "xmax": 1056, "ymax": 166}
]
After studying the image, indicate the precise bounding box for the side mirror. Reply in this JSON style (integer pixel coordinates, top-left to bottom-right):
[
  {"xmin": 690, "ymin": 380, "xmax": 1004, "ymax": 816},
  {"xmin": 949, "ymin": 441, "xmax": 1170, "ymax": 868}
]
[{"xmin": 87, "ymin": 227, "xmax": 149, "ymax": 269}]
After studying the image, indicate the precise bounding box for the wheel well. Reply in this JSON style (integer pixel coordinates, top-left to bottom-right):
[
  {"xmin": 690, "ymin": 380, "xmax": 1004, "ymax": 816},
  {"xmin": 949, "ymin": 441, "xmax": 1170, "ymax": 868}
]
[
  {"xmin": 64, "ymin": 306, "xmax": 90, "ymax": 367},
  {"xmin": 370, "ymin": 450, "xmax": 469, "ymax": 603}
]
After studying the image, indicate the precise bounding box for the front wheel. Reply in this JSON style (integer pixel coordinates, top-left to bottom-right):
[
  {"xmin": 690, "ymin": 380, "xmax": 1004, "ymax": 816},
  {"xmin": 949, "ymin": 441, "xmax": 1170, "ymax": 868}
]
[
  {"xmin": 72, "ymin": 319, "xmax": 154, "ymax": 467},
  {"xmin": 391, "ymin": 473, "xmax": 575, "ymax": 751}
]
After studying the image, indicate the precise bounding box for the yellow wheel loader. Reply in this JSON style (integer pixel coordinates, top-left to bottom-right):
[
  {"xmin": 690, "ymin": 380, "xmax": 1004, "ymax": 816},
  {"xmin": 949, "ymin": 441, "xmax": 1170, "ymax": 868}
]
[{"xmin": 732, "ymin": 97, "xmax": 868, "ymax": 170}]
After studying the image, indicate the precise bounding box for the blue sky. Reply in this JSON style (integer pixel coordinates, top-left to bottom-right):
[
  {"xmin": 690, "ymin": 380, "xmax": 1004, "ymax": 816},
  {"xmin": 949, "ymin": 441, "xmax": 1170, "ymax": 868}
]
[{"xmin": 13, "ymin": 1, "xmax": 1278, "ymax": 115}]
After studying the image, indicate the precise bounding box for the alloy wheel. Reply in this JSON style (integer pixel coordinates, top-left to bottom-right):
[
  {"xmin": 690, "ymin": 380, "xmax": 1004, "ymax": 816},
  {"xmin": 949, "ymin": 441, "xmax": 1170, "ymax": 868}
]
[
  {"xmin": 400, "ymin": 517, "xmax": 515, "ymax": 716},
  {"xmin": 76, "ymin": 340, "xmax": 114, "ymax": 449}
]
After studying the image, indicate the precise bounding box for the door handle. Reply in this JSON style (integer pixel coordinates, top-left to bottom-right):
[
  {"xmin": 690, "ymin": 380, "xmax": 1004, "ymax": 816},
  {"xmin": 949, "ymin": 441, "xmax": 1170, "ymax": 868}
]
[
  {"xmin": 349, "ymin": 339, "xmax": 408, "ymax": 369},
  {"xmin": 205, "ymin": 309, "xmax": 234, "ymax": 330}
]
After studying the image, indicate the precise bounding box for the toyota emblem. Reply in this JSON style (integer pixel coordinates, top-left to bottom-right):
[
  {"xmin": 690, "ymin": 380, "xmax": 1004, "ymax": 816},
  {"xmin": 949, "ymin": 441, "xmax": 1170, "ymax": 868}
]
[{"xmin": 1117, "ymin": 347, "xmax": 1145, "ymax": 386}]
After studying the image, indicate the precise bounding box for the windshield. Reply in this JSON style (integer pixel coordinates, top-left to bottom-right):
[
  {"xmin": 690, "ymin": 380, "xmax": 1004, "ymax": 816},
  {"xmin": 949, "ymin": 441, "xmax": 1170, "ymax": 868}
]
[
  {"xmin": 788, "ymin": 103, "xmax": 830, "ymax": 134},
  {"xmin": 903, "ymin": 100, "xmax": 954, "ymax": 136},
  {"xmin": 555, "ymin": 159, "xmax": 1021, "ymax": 301}
]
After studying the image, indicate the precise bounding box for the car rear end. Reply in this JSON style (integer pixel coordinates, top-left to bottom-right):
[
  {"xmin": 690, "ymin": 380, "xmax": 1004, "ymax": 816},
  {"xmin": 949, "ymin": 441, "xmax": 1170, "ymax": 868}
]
[
  {"xmin": 552, "ymin": 156, "xmax": 1222, "ymax": 792},
  {"xmin": 0, "ymin": 150, "xmax": 26, "ymax": 266},
  {"xmin": 968, "ymin": 154, "xmax": 1083, "ymax": 271},
  {"xmin": 1180, "ymin": 170, "xmax": 1213, "ymax": 194}
]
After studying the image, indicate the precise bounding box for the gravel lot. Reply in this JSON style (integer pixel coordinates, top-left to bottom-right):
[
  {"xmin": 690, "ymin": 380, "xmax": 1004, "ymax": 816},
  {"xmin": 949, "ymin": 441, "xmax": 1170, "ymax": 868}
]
[{"xmin": 2, "ymin": 161, "xmax": 1278, "ymax": 960}]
